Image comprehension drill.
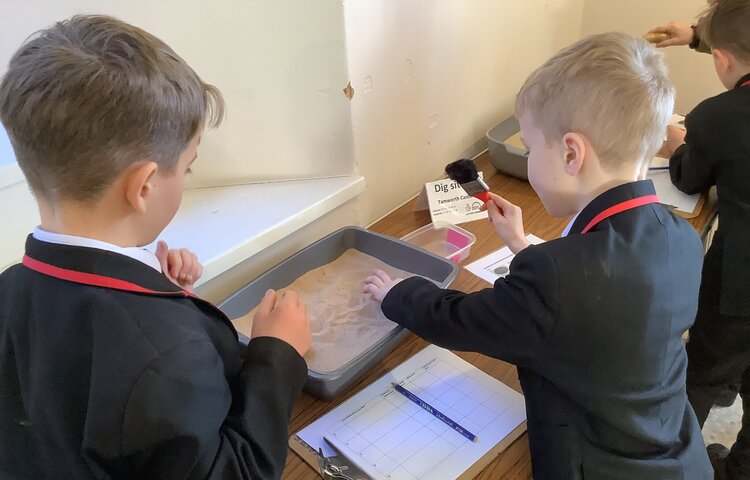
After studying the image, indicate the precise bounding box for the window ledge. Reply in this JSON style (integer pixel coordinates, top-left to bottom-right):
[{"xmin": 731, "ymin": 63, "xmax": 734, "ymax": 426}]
[{"xmin": 155, "ymin": 175, "xmax": 366, "ymax": 286}]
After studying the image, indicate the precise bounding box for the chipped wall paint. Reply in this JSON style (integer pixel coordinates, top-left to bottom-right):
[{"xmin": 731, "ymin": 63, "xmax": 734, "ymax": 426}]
[{"xmin": 343, "ymin": 82, "xmax": 355, "ymax": 100}]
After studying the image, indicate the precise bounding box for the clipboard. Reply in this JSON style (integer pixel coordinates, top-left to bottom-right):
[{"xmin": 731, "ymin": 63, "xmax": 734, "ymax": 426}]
[
  {"xmin": 289, "ymin": 345, "xmax": 528, "ymax": 480},
  {"xmin": 289, "ymin": 423, "xmax": 527, "ymax": 479}
]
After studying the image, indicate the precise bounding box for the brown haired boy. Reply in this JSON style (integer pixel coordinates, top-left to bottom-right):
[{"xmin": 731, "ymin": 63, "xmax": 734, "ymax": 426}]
[
  {"xmin": 657, "ymin": 1, "xmax": 750, "ymax": 478},
  {"xmin": 0, "ymin": 15, "xmax": 310, "ymax": 479}
]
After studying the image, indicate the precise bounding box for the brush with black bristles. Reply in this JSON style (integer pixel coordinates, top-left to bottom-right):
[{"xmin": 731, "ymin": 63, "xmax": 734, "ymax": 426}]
[{"xmin": 445, "ymin": 159, "xmax": 491, "ymax": 203}]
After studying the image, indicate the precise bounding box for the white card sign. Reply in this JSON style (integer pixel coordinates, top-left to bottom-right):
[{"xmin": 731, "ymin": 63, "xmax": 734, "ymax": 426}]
[{"xmin": 425, "ymin": 174, "xmax": 489, "ymax": 225}]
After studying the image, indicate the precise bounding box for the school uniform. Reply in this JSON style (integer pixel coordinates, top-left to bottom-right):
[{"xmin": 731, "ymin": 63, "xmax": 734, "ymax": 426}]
[
  {"xmin": 381, "ymin": 180, "xmax": 712, "ymax": 480},
  {"xmin": 671, "ymin": 73, "xmax": 750, "ymax": 320},
  {"xmin": 0, "ymin": 233, "xmax": 307, "ymax": 480},
  {"xmin": 671, "ymin": 73, "xmax": 750, "ymax": 478}
]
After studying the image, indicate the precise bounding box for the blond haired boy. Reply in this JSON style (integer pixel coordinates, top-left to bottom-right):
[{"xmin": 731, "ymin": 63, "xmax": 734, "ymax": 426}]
[
  {"xmin": 364, "ymin": 33, "xmax": 712, "ymax": 479},
  {"xmin": 0, "ymin": 15, "xmax": 310, "ymax": 480}
]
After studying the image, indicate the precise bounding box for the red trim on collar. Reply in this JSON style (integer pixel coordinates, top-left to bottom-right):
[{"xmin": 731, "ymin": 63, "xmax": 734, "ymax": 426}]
[
  {"xmin": 581, "ymin": 195, "xmax": 660, "ymax": 234},
  {"xmin": 742, "ymin": 79, "xmax": 750, "ymax": 88},
  {"xmin": 22, "ymin": 255, "xmax": 193, "ymax": 297}
]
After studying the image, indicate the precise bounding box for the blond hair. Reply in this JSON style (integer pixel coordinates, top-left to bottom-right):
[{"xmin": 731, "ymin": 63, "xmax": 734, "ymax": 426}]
[
  {"xmin": 0, "ymin": 15, "xmax": 224, "ymax": 202},
  {"xmin": 699, "ymin": 0, "xmax": 750, "ymax": 63},
  {"xmin": 516, "ymin": 32, "xmax": 674, "ymax": 168}
]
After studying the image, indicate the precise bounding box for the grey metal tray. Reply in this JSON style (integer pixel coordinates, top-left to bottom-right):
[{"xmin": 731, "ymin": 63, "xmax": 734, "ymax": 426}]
[
  {"xmin": 487, "ymin": 116, "xmax": 528, "ymax": 180},
  {"xmin": 218, "ymin": 226, "xmax": 458, "ymax": 400}
]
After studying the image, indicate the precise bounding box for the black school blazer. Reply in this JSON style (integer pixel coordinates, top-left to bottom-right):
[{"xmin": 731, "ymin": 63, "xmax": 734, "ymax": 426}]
[
  {"xmin": 0, "ymin": 237, "xmax": 307, "ymax": 479},
  {"xmin": 382, "ymin": 181, "xmax": 712, "ymax": 480}
]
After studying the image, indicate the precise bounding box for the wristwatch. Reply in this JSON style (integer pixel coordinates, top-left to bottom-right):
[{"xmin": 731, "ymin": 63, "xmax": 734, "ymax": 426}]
[{"xmin": 689, "ymin": 24, "xmax": 701, "ymax": 50}]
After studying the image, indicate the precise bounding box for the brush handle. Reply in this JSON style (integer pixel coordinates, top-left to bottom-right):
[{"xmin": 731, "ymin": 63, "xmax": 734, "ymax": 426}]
[
  {"xmin": 475, "ymin": 191, "xmax": 504, "ymax": 219},
  {"xmin": 473, "ymin": 191, "xmax": 491, "ymax": 203}
]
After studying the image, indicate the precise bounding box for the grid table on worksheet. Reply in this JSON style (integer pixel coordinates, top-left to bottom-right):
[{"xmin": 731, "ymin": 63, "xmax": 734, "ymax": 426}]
[{"xmin": 326, "ymin": 357, "xmax": 517, "ymax": 480}]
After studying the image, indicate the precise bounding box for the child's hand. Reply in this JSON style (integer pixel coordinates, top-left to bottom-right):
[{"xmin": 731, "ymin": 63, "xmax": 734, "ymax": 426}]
[
  {"xmin": 665, "ymin": 125, "xmax": 687, "ymax": 156},
  {"xmin": 251, "ymin": 289, "xmax": 311, "ymax": 356},
  {"xmin": 363, "ymin": 269, "xmax": 403, "ymax": 303},
  {"xmin": 647, "ymin": 22, "xmax": 694, "ymax": 48},
  {"xmin": 480, "ymin": 193, "xmax": 530, "ymax": 254},
  {"xmin": 155, "ymin": 241, "xmax": 203, "ymax": 291}
]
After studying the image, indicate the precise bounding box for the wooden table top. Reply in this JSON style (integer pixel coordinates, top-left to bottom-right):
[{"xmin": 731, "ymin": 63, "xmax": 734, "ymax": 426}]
[{"xmin": 281, "ymin": 151, "xmax": 718, "ymax": 479}]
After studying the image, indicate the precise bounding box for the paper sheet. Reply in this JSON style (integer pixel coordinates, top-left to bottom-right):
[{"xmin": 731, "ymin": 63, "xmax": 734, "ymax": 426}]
[
  {"xmin": 650, "ymin": 156, "xmax": 670, "ymax": 169},
  {"xmin": 464, "ymin": 234, "xmax": 545, "ymax": 284},
  {"xmin": 296, "ymin": 345, "xmax": 526, "ymax": 480},
  {"xmin": 671, "ymin": 113, "xmax": 686, "ymax": 130},
  {"xmin": 647, "ymin": 169, "xmax": 700, "ymax": 213},
  {"xmin": 651, "ymin": 114, "xmax": 699, "ymax": 214}
]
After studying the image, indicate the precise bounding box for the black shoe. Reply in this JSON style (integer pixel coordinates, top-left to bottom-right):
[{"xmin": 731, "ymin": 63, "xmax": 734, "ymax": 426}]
[
  {"xmin": 715, "ymin": 390, "xmax": 738, "ymax": 408},
  {"xmin": 707, "ymin": 443, "xmax": 729, "ymax": 480}
]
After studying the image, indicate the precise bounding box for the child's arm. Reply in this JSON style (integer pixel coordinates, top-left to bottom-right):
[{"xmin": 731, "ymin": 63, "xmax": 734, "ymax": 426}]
[
  {"xmin": 646, "ymin": 22, "xmax": 710, "ymax": 53},
  {"xmin": 366, "ymin": 245, "xmax": 558, "ymax": 369},
  {"xmin": 669, "ymin": 106, "xmax": 719, "ymax": 195},
  {"xmin": 113, "ymin": 290, "xmax": 310, "ymax": 479},
  {"xmin": 646, "ymin": 22, "xmax": 694, "ymax": 48}
]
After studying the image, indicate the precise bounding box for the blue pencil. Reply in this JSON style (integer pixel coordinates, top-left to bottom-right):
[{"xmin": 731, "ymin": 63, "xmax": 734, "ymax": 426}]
[{"xmin": 391, "ymin": 382, "xmax": 478, "ymax": 442}]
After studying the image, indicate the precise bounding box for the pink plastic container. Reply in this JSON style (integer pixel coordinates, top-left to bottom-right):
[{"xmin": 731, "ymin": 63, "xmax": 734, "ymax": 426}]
[{"xmin": 401, "ymin": 222, "xmax": 476, "ymax": 263}]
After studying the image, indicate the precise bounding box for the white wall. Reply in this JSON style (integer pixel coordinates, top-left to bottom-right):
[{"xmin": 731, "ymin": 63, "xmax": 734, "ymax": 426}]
[
  {"xmin": 580, "ymin": 0, "xmax": 723, "ymax": 114},
  {"xmin": 0, "ymin": 0, "xmax": 590, "ymax": 292},
  {"xmin": 0, "ymin": 0, "xmax": 354, "ymax": 187},
  {"xmin": 8, "ymin": 0, "xmax": 718, "ymax": 298},
  {"xmin": 0, "ymin": 128, "xmax": 13, "ymax": 168},
  {"xmin": 345, "ymin": 0, "xmax": 586, "ymax": 224},
  {"xmin": 201, "ymin": 0, "xmax": 589, "ymax": 299}
]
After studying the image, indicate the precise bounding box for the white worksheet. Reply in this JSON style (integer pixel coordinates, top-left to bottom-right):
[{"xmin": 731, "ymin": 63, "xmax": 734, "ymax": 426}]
[
  {"xmin": 671, "ymin": 113, "xmax": 686, "ymax": 130},
  {"xmin": 464, "ymin": 234, "xmax": 545, "ymax": 284},
  {"xmin": 647, "ymin": 170, "xmax": 700, "ymax": 213},
  {"xmin": 296, "ymin": 345, "xmax": 526, "ymax": 480}
]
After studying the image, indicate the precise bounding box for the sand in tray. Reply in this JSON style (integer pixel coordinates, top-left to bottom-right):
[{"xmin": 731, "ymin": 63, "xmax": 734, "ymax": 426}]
[{"xmin": 232, "ymin": 249, "xmax": 417, "ymax": 373}]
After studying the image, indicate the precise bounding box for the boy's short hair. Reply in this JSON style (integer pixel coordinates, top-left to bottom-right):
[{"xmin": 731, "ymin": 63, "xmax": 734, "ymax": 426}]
[
  {"xmin": 699, "ymin": 0, "xmax": 750, "ymax": 63},
  {"xmin": 0, "ymin": 15, "xmax": 224, "ymax": 202},
  {"xmin": 516, "ymin": 32, "xmax": 674, "ymax": 168}
]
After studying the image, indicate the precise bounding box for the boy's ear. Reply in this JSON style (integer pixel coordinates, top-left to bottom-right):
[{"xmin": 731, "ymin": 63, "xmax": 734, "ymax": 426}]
[
  {"xmin": 123, "ymin": 161, "xmax": 159, "ymax": 213},
  {"xmin": 712, "ymin": 48, "xmax": 732, "ymax": 74},
  {"xmin": 561, "ymin": 132, "xmax": 586, "ymax": 176}
]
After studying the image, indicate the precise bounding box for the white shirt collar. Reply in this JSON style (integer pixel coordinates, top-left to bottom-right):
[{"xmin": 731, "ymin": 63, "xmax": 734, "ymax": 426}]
[
  {"xmin": 32, "ymin": 227, "xmax": 162, "ymax": 272},
  {"xmin": 561, "ymin": 212, "xmax": 581, "ymax": 237}
]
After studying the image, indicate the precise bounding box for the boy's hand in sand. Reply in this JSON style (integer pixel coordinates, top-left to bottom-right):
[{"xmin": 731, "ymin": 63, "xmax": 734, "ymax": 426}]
[
  {"xmin": 251, "ymin": 289, "xmax": 311, "ymax": 356},
  {"xmin": 156, "ymin": 241, "xmax": 203, "ymax": 291},
  {"xmin": 364, "ymin": 269, "xmax": 403, "ymax": 303},
  {"xmin": 480, "ymin": 193, "xmax": 530, "ymax": 254},
  {"xmin": 647, "ymin": 22, "xmax": 694, "ymax": 48}
]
